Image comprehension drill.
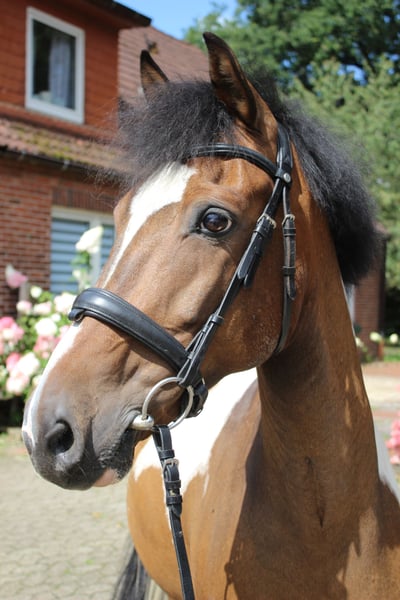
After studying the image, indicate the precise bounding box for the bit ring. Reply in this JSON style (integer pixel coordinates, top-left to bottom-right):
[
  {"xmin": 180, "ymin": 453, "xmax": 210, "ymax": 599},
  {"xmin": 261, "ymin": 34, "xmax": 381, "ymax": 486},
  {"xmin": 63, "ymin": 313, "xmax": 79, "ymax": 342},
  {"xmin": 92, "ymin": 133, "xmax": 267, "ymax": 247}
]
[{"xmin": 131, "ymin": 377, "xmax": 194, "ymax": 431}]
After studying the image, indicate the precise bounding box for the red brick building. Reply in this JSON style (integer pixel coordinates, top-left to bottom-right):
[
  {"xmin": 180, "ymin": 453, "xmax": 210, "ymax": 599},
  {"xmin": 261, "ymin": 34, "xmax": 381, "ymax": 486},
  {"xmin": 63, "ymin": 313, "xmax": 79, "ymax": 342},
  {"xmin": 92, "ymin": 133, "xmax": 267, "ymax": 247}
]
[
  {"xmin": 0, "ymin": 0, "xmax": 207, "ymax": 314},
  {"xmin": 0, "ymin": 0, "xmax": 385, "ymax": 357},
  {"xmin": 0, "ymin": 0, "xmax": 149, "ymax": 315}
]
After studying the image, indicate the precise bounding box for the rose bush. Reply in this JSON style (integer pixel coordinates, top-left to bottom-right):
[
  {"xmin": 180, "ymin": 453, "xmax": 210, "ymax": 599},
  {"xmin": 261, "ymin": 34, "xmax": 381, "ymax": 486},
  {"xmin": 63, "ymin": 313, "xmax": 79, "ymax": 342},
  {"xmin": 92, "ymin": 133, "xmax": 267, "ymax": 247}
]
[
  {"xmin": 1, "ymin": 226, "xmax": 102, "ymax": 406},
  {"xmin": 386, "ymin": 413, "xmax": 400, "ymax": 465},
  {"xmin": 0, "ymin": 287, "xmax": 74, "ymax": 401}
]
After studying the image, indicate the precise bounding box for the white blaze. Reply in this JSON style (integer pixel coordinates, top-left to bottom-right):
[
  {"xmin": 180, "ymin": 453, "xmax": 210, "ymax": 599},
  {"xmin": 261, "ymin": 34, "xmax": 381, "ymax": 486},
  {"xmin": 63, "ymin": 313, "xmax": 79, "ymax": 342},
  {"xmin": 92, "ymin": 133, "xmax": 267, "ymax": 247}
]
[{"xmin": 104, "ymin": 163, "xmax": 195, "ymax": 284}]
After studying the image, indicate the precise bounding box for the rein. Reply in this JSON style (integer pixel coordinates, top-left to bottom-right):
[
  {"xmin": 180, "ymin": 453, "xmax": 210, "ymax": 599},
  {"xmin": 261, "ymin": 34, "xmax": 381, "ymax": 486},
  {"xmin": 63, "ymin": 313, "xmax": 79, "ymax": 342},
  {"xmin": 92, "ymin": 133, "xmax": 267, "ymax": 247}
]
[{"xmin": 68, "ymin": 123, "xmax": 295, "ymax": 600}]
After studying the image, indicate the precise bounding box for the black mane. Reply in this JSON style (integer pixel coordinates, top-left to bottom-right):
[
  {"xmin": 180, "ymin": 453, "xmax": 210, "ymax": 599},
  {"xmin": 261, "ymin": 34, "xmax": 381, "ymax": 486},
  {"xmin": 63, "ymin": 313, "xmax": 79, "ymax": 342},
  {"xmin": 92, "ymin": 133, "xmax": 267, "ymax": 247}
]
[{"xmin": 116, "ymin": 78, "xmax": 379, "ymax": 284}]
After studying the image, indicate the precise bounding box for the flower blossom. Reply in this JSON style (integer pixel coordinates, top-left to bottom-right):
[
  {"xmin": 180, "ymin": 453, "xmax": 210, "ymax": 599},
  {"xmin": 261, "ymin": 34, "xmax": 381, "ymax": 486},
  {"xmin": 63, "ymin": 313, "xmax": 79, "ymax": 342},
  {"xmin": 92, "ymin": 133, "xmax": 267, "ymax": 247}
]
[
  {"xmin": 33, "ymin": 335, "xmax": 58, "ymax": 359},
  {"xmin": 54, "ymin": 292, "xmax": 75, "ymax": 315},
  {"xmin": 0, "ymin": 317, "xmax": 24, "ymax": 344},
  {"xmin": 30, "ymin": 286, "xmax": 43, "ymax": 299},
  {"xmin": 17, "ymin": 300, "xmax": 32, "ymax": 315},
  {"xmin": 35, "ymin": 317, "xmax": 58, "ymax": 338},
  {"xmin": 76, "ymin": 225, "xmax": 103, "ymax": 254},
  {"xmin": 6, "ymin": 352, "xmax": 22, "ymax": 372},
  {"xmin": 0, "ymin": 316, "xmax": 15, "ymax": 330},
  {"xmin": 5, "ymin": 352, "xmax": 40, "ymax": 396},
  {"xmin": 33, "ymin": 301, "xmax": 52, "ymax": 316},
  {"xmin": 6, "ymin": 370, "xmax": 29, "ymax": 396},
  {"xmin": 5, "ymin": 264, "xmax": 28, "ymax": 289},
  {"xmin": 369, "ymin": 331, "xmax": 383, "ymax": 344},
  {"xmin": 15, "ymin": 352, "xmax": 41, "ymax": 377},
  {"xmin": 386, "ymin": 413, "xmax": 400, "ymax": 465}
]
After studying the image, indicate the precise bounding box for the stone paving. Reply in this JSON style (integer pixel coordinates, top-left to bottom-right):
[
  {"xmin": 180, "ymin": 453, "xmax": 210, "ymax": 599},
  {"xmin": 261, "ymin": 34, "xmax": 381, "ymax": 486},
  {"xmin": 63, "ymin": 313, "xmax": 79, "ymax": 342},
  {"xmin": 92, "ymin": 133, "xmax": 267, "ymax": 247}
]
[
  {"xmin": 363, "ymin": 361, "xmax": 400, "ymax": 440},
  {"xmin": 0, "ymin": 363, "xmax": 399, "ymax": 599},
  {"xmin": 0, "ymin": 430, "xmax": 129, "ymax": 600}
]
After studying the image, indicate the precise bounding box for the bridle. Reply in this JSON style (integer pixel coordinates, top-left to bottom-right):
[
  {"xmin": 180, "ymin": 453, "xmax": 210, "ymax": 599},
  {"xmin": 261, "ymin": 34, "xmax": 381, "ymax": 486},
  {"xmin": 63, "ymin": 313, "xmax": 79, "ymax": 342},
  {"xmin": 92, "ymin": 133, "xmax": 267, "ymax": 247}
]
[
  {"xmin": 68, "ymin": 123, "xmax": 295, "ymax": 599},
  {"xmin": 69, "ymin": 123, "xmax": 295, "ymax": 430}
]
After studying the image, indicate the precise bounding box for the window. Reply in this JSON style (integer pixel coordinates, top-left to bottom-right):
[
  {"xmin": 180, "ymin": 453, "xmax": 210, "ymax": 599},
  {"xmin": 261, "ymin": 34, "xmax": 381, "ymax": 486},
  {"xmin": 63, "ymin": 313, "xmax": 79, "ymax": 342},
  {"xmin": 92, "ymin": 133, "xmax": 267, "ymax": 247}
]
[
  {"xmin": 51, "ymin": 209, "xmax": 114, "ymax": 295},
  {"xmin": 26, "ymin": 8, "xmax": 85, "ymax": 123}
]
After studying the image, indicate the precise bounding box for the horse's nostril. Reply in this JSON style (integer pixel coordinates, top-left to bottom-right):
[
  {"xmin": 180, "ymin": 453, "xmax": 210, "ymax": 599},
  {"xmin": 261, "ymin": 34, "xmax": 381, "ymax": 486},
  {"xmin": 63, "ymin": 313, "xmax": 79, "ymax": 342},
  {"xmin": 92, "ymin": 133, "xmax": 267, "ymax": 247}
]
[{"xmin": 46, "ymin": 421, "xmax": 74, "ymax": 455}]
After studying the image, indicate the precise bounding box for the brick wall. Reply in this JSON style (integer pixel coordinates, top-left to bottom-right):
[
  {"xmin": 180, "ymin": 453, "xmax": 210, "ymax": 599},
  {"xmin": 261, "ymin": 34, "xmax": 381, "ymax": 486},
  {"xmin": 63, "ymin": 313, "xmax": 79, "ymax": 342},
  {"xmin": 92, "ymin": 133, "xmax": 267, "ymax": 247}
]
[
  {"xmin": 0, "ymin": 0, "xmax": 119, "ymax": 130},
  {"xmin": 0, "ymin": 157, "xmax": 117, "ymax": 316}
]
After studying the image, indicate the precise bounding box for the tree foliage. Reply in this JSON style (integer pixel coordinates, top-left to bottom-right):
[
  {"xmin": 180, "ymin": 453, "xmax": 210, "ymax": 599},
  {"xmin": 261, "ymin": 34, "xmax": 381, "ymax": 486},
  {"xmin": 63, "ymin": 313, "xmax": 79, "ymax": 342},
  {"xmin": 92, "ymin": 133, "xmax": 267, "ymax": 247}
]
[{"xmin": 185, "ymin": 0, "xmax": 400, "ymax": 298}]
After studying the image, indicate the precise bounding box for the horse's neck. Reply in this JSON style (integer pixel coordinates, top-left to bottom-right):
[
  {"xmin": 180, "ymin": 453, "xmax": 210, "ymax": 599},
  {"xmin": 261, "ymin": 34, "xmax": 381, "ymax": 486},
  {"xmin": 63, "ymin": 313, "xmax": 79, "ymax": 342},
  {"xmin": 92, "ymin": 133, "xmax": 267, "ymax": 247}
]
[{"xmin": 257, "ymin": 272, "xmax": 380, "ymax": 534}]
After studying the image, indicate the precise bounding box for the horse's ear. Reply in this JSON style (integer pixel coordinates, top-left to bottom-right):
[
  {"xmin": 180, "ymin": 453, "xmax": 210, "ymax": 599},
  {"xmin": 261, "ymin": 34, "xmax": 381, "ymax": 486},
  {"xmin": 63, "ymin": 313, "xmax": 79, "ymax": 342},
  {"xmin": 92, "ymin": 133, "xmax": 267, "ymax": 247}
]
[
  {"xmin": 140, "ymin": 50, "xmax": 169, "ymax": 97},
  {"xmin": 203, "ymin": 32, "xmax": 273, "ymax": 132}
]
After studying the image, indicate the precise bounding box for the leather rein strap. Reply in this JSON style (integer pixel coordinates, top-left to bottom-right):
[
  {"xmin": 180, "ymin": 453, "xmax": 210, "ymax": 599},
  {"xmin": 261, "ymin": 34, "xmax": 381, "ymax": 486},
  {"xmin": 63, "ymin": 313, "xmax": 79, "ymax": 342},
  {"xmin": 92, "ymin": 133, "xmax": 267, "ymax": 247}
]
[{"xmin": 153, "ymin": 425, "xmax": 195, "ymax": 600}]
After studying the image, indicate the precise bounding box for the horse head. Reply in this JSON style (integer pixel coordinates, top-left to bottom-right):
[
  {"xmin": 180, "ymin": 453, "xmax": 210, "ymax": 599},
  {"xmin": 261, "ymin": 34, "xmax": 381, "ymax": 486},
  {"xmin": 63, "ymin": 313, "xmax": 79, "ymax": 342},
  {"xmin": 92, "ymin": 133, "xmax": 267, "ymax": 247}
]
[{"xmin": 22, "ymin": 34, "xmax": 375, "ymax": 491}]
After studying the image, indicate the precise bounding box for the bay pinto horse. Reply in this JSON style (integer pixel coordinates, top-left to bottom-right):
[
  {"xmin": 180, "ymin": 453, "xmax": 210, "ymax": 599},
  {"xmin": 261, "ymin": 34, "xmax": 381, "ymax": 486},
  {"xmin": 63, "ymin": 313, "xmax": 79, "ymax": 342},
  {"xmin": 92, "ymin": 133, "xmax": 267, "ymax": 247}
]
[{"xmin": 22, "ymin": 33, "xmax": 400, "ymax": 599}]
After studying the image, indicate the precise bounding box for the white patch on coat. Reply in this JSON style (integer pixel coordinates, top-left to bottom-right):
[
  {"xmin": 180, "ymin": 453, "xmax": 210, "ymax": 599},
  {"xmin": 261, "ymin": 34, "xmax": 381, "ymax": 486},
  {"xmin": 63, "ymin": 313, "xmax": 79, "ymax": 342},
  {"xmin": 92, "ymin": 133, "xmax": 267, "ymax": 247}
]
[
  {"xmin": 104, "ymin": 164, "xmax": 195, "ymax": 284},
  {"xmin": 132, "ymin": 373, "xmax": 400, "ymax": 507},
  {"xmin": 22, "ymin": 325, "xmax": 82, "ymax": 447},
  {"xmin": 131, "ymin": 369, "xmax": 257, "ymax": 494}
]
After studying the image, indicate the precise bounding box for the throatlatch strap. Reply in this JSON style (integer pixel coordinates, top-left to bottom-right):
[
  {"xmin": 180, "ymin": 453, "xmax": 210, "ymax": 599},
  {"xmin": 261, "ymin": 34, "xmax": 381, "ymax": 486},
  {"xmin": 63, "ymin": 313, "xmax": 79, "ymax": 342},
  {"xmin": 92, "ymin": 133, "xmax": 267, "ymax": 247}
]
[{"xmin": 152, "ymin": 426, "xmax": 195, "ymax": 600}]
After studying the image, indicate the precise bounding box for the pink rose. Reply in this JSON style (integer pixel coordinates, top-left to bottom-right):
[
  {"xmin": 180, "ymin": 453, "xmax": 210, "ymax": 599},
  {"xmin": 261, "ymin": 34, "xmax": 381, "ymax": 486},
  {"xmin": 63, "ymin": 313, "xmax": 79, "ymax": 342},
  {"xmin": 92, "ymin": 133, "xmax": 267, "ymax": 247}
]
[
  {"xmin": 0, "ymin": 316, "xmax": 15, "ymax": 330},
  {"xmin": 33, "ymin": 335, "xmax": 58, "ymax": 359},
  {"xmin": 1, "ymin": 321, "xmax": 24, "ymax": 344},
  {"xmin": 6, "ymin": 352, "xmax": 22, "ymax": 372},
  {"xmin": 6, "ymin": 371, "xmax": 30, "ymax": 396},
  {"xmin": 5, "ymin": 264, "xmax": 28, "ymax": 289}
]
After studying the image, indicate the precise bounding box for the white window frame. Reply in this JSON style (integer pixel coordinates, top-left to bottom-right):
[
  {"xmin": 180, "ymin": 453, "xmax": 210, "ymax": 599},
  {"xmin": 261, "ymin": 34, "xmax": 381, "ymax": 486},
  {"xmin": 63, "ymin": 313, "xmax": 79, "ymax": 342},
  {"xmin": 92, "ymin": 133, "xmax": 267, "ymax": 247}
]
[
  {"xmin": 51, "ymin": 207, "xmax": 114, "ymax": 292},
  {"xmin": 26, "ymin": 7, "xmax": 85, "ymax": 123}
]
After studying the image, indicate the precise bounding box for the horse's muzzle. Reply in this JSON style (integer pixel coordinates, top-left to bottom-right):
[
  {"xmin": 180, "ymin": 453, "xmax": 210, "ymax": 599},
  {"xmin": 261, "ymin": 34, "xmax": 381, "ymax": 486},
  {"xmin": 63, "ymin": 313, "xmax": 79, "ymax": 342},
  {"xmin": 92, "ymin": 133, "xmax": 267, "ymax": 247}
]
[{"xmin": 23, "ymin": 412, "xmax": 138, "ymax": 490}]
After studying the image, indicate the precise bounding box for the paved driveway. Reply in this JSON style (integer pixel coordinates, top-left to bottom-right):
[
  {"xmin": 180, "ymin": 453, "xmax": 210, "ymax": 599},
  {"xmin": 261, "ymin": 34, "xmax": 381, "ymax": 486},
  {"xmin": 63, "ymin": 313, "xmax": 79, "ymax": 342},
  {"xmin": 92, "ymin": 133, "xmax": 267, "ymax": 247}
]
[{"xmin": 0, "ymin": 429, "xmax": 129, "ymax": 600}]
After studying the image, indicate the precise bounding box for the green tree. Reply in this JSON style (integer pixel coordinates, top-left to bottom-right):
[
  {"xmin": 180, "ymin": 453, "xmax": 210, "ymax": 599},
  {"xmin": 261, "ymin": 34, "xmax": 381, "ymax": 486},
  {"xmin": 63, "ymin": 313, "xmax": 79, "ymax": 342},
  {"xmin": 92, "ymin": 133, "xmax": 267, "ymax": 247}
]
[
  {"xmin": 186, "ymin": 0, "xmax": 400, "ymax": 92},
  {"xmin": 292, "ymin": 57, "xmax": 400, "ymax": 293},
  {"xmin": 185, "ymin": 0, "xmax": 400, "ymax": 324}
]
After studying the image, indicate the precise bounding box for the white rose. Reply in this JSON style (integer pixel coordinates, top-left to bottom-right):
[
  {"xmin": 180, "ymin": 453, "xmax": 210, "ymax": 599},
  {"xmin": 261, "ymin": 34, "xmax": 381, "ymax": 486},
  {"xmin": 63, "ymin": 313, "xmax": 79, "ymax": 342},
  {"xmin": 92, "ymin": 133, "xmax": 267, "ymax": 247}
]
[
  {"xmin": 17, "ymin": 300, "xmax": 32, "ymax": 315},
  {"xmin": 389, "ymin": 333, "xmax": 399, "ymax": 345},
  {"xmin": 35, "ymin": 317, "xmax": 58, "ymax": 338},
  {"xmin": 30, "ymin": 285, "xmax": 43, "ymax": 299},
  {"xmin": 33, "ymin": 301, "xmax": 52, "ymax": 316},
  {"xmin": 369, "ymin": 331, "xmax": 383, "ymax": 343},
  {"xmin": 54, "ymin": 292, "xmax": 75, "ymax": 315},
  {"xmin": 75, "ymin": 225, "xmax": 103, "ymax": 254},
  {"xmin": 6, "ymin": 372, "xmax": 29, "ymax": 396},
  {"xmin": 16, "ymin": 352, "xmax": 41, "ymax": 377}
]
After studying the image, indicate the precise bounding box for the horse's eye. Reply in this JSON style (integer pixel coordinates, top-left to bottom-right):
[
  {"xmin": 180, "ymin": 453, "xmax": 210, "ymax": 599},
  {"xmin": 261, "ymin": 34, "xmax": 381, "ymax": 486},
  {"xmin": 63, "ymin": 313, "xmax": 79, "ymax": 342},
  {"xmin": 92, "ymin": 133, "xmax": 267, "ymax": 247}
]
[{"xmin": 199, "ymin": 209, "xmax": 233, "ymax": 236}]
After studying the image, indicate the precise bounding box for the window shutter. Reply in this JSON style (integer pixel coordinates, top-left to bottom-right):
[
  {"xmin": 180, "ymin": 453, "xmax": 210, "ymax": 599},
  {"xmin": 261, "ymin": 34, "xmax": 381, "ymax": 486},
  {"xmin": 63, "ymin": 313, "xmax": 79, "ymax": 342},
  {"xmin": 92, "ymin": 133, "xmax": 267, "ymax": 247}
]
[
  {"xmin": 50, "ymin": 216, "xmax": 115, "ymax": 295},
  {"xmin": 50, "ymin": 218, "xmax": 89, "ymax": 294}
]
